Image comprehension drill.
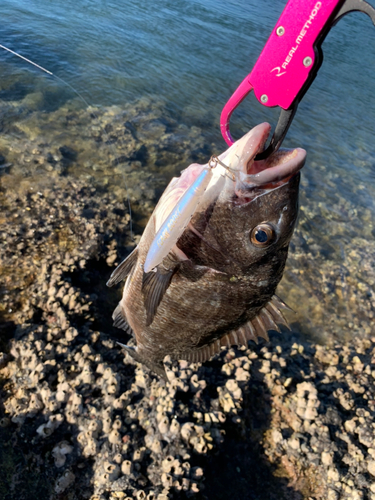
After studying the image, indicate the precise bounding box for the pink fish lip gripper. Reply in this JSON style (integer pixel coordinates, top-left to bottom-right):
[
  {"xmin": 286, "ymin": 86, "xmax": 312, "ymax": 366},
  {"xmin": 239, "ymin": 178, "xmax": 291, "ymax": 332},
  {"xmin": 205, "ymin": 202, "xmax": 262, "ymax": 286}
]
[{"xmin": 220, "ymin": 0, "xmax": 375, "ymax": 159}]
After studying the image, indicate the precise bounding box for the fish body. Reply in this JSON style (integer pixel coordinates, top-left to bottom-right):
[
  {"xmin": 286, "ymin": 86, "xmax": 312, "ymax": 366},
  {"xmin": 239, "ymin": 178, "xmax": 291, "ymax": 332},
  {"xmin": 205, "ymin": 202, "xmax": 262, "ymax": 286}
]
[{"xmin": 107, "ymin": 123, "xmax": 306, "ymax": 379}]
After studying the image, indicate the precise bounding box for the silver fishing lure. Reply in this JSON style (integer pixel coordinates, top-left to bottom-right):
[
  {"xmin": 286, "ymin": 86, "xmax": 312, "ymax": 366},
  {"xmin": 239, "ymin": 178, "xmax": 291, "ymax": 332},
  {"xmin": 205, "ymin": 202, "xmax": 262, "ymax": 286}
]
[{"xmin": 143, "ymin": 156, "xmax": 234, "ymax": 273}]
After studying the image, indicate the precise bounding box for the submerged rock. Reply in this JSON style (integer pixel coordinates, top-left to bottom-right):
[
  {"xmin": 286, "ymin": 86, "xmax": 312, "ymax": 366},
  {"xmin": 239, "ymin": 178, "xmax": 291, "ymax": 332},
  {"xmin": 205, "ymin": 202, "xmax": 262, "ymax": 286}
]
[{"xmin": 0, "ymin": 99, "xmax": 374, "ymax": 499}]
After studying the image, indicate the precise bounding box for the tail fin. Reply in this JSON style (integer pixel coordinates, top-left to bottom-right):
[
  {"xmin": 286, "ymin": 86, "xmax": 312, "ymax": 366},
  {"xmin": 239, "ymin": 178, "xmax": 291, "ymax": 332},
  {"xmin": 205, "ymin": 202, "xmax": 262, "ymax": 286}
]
[{"xmin": 117, "ymin": 342, "xmax": 168, "ymax": 382}]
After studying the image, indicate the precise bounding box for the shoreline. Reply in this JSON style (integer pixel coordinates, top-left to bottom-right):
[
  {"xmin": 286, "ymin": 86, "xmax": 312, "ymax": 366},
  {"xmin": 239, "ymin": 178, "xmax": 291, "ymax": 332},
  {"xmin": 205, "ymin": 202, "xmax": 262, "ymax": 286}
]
[{"xmin": 0, "ymin": 102, "xmax": 375, "ymax": 499}]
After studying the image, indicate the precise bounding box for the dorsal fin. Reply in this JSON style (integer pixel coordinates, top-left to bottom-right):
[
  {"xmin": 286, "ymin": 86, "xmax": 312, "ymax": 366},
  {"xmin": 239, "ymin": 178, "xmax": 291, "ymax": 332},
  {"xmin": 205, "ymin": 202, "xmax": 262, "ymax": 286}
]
[
  {"xmin": 252, "ymin": 315, "xmax": 269, "ymax": 341},
  {"xmin": 107, "ymin": 247, "xmax": 138, "ymax": 287},
  {"xmin": 178, "ymin": 295, "xmax": 291, "ymax": 363},
  {"xmin": 112, "ymin": 303, "xmax": 134, "ymax": 336},
  {"xmin": 261, "ymin": 307, "xmax": 281, "ymax": 333},
  {"xmin": 240, "ymin": 322, "xmax": 259, "ymax": 344},
  {"xmin": 142, "ymin": 253, "xmax": 180, "ymax": 327},
  {"xmin": 267, "ymin": 296, "xmax": 291, "ymax": 329},
  {"xmin": 272, "ymin": 294, "xmax": 294, "ymax": 313}
]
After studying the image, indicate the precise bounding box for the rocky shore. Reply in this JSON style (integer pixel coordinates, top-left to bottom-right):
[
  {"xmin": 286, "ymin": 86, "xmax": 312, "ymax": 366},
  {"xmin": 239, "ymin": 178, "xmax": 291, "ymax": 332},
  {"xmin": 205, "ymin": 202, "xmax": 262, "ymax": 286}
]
[{"xmin": 1, "ymin": 99, "xmax": 375, "ymax": 499}]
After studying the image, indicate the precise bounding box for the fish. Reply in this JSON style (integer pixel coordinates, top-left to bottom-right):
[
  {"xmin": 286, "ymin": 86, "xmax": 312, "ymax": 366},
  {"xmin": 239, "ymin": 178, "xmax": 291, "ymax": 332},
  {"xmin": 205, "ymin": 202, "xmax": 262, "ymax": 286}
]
[{"xmin": 107, "ymin": 122, "xmax": 306, "ymax": 380}]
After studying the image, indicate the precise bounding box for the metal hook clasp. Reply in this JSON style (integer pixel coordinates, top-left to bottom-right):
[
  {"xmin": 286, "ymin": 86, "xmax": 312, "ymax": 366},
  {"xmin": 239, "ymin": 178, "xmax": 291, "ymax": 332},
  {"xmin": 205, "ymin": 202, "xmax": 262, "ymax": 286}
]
[
  {"xmin": 209, "ymin": 155, "xmax": 236, "ymax": 181},
  {"xmin": 208, "ymin": 156, "xmax": 218, "ymax": 169}
]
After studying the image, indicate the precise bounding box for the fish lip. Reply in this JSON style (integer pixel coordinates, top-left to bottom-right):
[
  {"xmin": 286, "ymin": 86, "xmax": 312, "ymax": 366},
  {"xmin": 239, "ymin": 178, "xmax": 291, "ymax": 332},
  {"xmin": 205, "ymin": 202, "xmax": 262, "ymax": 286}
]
[
  {"xmin": 245, "ymin": 147, "xmax": 306, "ymax": 188},
  {"xmin": 246, "ymin": 122, "xmax": 272, "ymax": 167},
  {"xmin": 238, "ymin": 123, "xmax": 306, "ymax": 188},
  {"xmin": 219, "ymin": 122, "xmax": 271, "ymax": 166},
  {"xmin": 218, "ymin": 122, "xmax": 305, "ymax": 192}
]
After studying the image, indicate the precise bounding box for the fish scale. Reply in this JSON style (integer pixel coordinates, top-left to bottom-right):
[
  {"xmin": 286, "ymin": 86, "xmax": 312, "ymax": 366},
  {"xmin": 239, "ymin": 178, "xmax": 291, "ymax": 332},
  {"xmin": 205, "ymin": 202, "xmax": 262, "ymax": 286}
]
[{"xmin": 107, "ymin": 123, "xmax": 306, "ymax": 380}]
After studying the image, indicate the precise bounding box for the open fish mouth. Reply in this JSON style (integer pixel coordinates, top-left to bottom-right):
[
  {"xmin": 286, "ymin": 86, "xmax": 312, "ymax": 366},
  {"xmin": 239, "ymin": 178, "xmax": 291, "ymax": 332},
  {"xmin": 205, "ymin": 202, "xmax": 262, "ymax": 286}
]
[{"xmin": 222, "ymin": 122, "xmax": 306, "ymax": 191}]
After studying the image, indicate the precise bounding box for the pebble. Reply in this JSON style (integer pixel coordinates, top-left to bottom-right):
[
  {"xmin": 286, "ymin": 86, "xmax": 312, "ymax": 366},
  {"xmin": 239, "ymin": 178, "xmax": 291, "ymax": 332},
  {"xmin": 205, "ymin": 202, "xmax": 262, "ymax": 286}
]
[
  {"xmin": 0, "ymin": 98, "xmax": 374, "ymax": 500},
  {"xmin": 55, "ymin": 471, "xmax": 75, "ymax": 494},
  {"xmin": 368, "ymin": 462, "xmax": 375, "ymax": 477}
]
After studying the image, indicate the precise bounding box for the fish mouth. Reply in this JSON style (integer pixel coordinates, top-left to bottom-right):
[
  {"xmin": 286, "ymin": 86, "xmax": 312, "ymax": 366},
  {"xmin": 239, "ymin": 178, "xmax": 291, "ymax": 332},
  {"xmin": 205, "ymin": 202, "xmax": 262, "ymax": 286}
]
[{"xmin": 224, "ymin": 123, "xmax": 306, "ymax": 190}]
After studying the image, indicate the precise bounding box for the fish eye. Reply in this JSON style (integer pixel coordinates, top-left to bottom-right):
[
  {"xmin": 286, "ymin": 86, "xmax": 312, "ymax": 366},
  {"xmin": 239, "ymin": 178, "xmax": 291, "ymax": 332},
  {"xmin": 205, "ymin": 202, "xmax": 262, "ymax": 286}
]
[{"xmin": 250, "ymin": 223, "xmax": 276, "ymax": 247}]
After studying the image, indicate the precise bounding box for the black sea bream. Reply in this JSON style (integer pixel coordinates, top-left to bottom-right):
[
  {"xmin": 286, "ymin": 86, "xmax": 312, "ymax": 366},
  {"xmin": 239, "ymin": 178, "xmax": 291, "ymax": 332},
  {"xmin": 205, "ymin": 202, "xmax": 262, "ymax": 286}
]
[{"xmin": 107, "ymin": 123, "xmax": 306, "ymax": 379}]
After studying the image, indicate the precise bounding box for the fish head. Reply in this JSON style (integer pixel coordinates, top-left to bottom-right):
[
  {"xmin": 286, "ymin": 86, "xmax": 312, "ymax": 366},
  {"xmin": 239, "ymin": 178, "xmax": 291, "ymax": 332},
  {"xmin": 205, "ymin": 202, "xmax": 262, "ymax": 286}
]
[{"xmin": 182, "ymin": 123, "xmax": 306, "ymax": 274}]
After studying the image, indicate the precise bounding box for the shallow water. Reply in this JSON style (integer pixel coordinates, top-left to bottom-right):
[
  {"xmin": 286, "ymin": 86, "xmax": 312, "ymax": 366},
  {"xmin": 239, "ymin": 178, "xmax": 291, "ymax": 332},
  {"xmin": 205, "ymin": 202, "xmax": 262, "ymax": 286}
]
[{"xmin": 0, "ymin": 0, "xmax": 374, "ymax": 343}]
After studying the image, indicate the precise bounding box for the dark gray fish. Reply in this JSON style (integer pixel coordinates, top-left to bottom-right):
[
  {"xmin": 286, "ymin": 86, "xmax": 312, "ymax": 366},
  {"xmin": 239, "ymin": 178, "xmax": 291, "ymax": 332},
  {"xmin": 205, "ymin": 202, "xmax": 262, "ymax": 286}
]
[{"xmin": 107, "ymin": 123, "xmax": 306, "ymax": 380}]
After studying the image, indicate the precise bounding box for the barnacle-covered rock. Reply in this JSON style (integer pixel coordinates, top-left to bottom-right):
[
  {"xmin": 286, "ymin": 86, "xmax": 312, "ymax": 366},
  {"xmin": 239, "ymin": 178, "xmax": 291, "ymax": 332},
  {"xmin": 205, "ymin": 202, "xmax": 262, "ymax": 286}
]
[
  {"xmin": 54, "ymin": 470, "xmax": 75, "ymax": 494},
  {"xmin": 52, "ymin": 441, "xmax": 74, "ymax": 468},
  {"xmin": 1, "ymin": 98, "xmax": 375, "ymax": 500},
  {"xmin": 36, "ymin": 413, "xmax": 64, "ymax": 437},
  {"xmin": 121, "ymin": 460, "xmax": 133, "ymax": 475}
]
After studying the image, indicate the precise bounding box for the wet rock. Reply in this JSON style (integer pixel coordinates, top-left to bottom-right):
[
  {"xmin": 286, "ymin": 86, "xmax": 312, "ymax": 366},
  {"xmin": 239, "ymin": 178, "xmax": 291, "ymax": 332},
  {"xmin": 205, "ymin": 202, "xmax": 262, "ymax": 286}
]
[
  {"xmin": 59, "ymin": 145, "xmax": 77, "ymax": 161},
  {"xmin": 0, "ymin": 99, "xmax": 374, "ymax": 500},
  {"xmin": 52, "ymin": 441, "xmax": 74, "ymax": 468},
  {"xmin": 55, "ymin": 470, "xmax": 75, "ymax": 494},
  {"xmin": 129, "ymin": 144, "xmax": 148, "ymax": 164},
  {"xmin": 368, "ymin": 461, "xmax": 375, "ymax": 477}
]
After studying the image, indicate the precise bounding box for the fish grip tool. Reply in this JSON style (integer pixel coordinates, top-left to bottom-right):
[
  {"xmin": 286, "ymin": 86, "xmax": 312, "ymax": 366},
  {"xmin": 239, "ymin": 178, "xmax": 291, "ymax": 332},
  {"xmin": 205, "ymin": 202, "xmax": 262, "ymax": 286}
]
[{"xmin": 220, "ymin": 0, "xmax": 375, "ymax": 159}]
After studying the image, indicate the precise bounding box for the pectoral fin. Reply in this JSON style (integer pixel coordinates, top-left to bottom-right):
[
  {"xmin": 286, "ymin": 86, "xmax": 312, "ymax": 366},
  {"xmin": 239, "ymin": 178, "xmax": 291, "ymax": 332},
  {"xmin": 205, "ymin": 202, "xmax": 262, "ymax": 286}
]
[
  {"xmin": 107, "ymin": 247, "xmax": 138, "ymax": 287},
  {"xmin": 142, "ymin": 253, "xmax": 181, "ymax": 327}
]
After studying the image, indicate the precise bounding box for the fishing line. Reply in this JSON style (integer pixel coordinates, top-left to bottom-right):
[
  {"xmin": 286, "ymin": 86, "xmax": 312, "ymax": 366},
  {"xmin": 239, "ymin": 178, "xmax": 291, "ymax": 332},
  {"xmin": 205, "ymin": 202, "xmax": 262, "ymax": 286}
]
[{"xmin": 0, "ymin": 42, "xmax": 134, "ymax": 240}]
